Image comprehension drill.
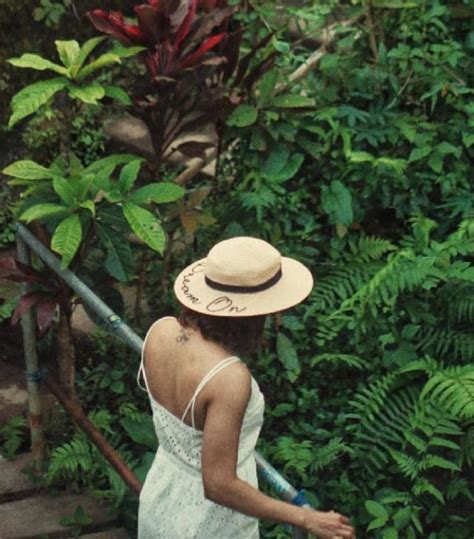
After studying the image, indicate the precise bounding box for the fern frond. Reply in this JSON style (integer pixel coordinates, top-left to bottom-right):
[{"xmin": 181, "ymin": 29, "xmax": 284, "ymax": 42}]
[
  {"xmin": 310, "ymin": 353, "xmax": 370, "ymax": 370},
  {"xmin": 119, "ymin": 402, "xmax": 141, "ymax": 421},
  {"xmin": 346, "ymin": 235, "xmax": 397, "ymax": 263},
  {"xmin": 318, "ymin": 250, "xmax": 438, "ymax": 337},
  {"xmin": 348, "ymin": 374, "xmax": 409, "ymax": 470},
  {"xmin": 0, "ymin": 416, "xmax": 27, "ymax": 459},
  {"xmin": 412, "ymin": 477, "xmax": 444, "ymax": 503},
  {"xmin": 390, "ymin": 448, "xmax": 419, "ymax": 480},
  {"xmin": 447, "ymin": 285, "xmax": 474, "ymax": 325},
  {"xmin": 416, "ymin": 327, "xmax": 474, "ymax": 362},
  {"xmin": 445, "ymin": 477, "xmax": 472, "ymax": 501},
  {"xmin": 420, "ymin": 365, "xmax": 474, "ymax": 418},
  {"xmin": 461, "ymin": 426, "xmax": 474, "ymax": 466},
  {"xmin": 441, "ymin": 217, "xmax": 474, "ymax": 257},
  {"xmin": 46, "ymin": 438, "xmax": 93, "ymax": 483},
  {"xmin": 307, "ymin": 265, "xmax": 376, "ymax": 314},
  {"xmin": 311, "ymin": 437, "xmax": 349, "ymax": 472}
]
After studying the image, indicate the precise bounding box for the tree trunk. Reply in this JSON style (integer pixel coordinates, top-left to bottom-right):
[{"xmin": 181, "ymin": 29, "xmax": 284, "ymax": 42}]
[{"xmin": 56, "ymin": 305, "xmax": 76, "ymax": 398}]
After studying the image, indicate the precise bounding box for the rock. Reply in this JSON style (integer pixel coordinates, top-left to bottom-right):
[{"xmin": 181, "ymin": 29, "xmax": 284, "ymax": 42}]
[{"xmin": 105, "ymin": 114, "xmax": 217, "ymax": 176}]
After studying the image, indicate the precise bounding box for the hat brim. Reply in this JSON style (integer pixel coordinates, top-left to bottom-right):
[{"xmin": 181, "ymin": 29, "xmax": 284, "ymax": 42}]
[{"xmin": 173, "ymin": 257, "xmax": 313, "ymax": 317}]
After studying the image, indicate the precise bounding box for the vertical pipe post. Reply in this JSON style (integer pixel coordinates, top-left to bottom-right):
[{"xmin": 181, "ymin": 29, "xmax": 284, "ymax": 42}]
[{"xmin": 17, "ymin": 233, "xmax": 46, "ymax": 470}]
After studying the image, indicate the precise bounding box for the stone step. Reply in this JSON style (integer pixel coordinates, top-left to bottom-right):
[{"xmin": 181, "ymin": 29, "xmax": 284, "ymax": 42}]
[
  {"xmin": 0, "ymin": 492, "xmax": 118, "ymax": 538},
  {"xmin": 0, "ymin": 453, "xmax": 40, "ymax": 502},
  {"xmin": 80, "ymin": 529, "xmax": 129, "ymax": 538}
]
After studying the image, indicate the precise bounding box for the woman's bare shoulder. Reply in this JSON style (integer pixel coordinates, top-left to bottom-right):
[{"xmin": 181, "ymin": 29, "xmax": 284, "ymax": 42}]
[
  {"xmin": 144, "ymin": 316, "xmax": 180, "ymax": 354},
  {"xmin": 207, "ymin": 360, "xmax": 252, "ymax": 405},
  {"xmin": 147, "ymin": 316, "xmax": 179, "ymax": 337}
]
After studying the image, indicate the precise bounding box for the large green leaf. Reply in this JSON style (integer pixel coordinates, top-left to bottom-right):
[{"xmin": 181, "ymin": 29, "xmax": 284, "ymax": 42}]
[
  {"xmin": 365, "ymin": 500, "xmax": 389, "ymax": 520},
  {"xmin": 98, "ymin": 206, "xmax": 129, "ymax": 230},
  {"xmin": 8, "ymin": 54, "xmax": 68, "ymax": 76},
  {"xmin": 226, "ymin": 105, "xmax": 258, "ymax": 128},
  {"xmin": 262, "ymin": 146, "xmax": 304, "ymax": 183},
  {"xmin": 75, "ymin": 37, "xmax": 107, "ymax": 71},
  {"xmin": 274, "ymin": 154, "xmax": 304, "ymax": 182},
  {"xmin": 120, "ymin": 415, "xmax": 157, "ymax": 450},
  {"xmin": 258, "ymin": 69, "xmax": 278, "ymax": 108},
  {"xmin": 129, "ymin": 183, "xmax": 185, "ymax": 205},
  {"xmin": 8, "ymin": 78, "xmax": 69, "ymax": 128},
  {"xmin": 2, "ymin": 160, "xmax": 53, "ymax": 180},
  {"xmin": 104, "ymin": 86, "xmax": 132, "ymax": 105},
  {"xmin": 276, "ymin": 333, "xmax": 300, "ymax": 372},
  {"xmin": 321, "ymin": 180, "xmax": 353, "ymax": 226},
  {"xmin": 119, "ymin": 160, "xmax": 142, "ymax": 194},
  {"xmin": 19, "ymin": 203, "xmax": 69, "ymax": 223},
  {"xmin": 79, "ymin": 200, "xmax": 95, "ymax": 216},
  {"xmin": 122, "ymin": 203, "xmax": 166, "ymax": 254},
  {"xmin": 68, "ymin": 84, "xmax": 105, "ymax": 105},
  {"xmin": 55, "ymin": 40, "xmax": 80, "ymax": 68},
  {"xmin": 73, "ymin": 174, "xmax": 94, "ymax": 203},
  {"xmin": 51, "ymin": 214, "xmax": 82, "ymax": 269},
  {"xmin": 77, "ymin": 53, "xmax": 121, "ymax": 80},
  {"xmin": 96, "ymin": 223, "xmax": 133, "ymax": 282},
  {"xmin": 91, "ymin": 166, "xmax": 114, "ymax": 196},
  {"xmin": 53, "ymin": 177, "xmax": 76, "ymax": 207},
  {"xmin": 84, "ymin": 154, "xmax": 140, "ymax": 174},
  {"xmin": 262, "ymin": 146, "xmax": 290, "ymax": 177},
  {"xmin": 134, "ymin": 452, "xmax": 155, "ymax": 483},
  {"xmin": 109, "ymin": 45, "xmax": 147, "ymax": 58}
]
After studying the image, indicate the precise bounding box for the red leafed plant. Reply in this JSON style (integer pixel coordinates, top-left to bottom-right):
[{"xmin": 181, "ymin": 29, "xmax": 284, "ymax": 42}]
[
  {"xmin": 87, "ymin": 0, "xmax": 275, "ymax": 163},
  {"xmin": 0, "ymin": 257, "xmax": 61, "ymax": 336}
]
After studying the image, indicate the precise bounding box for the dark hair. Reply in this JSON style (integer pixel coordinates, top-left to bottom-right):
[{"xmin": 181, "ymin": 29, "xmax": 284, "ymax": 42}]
[{"xmin": 179, "ymin": 307, "xmax": 266, "ymax": 356}]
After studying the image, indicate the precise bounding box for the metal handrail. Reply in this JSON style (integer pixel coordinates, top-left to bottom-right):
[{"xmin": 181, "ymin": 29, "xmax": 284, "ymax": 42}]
[{"xmin": 16, "ymin": 223, "xmax": 309, "ymax": 538}]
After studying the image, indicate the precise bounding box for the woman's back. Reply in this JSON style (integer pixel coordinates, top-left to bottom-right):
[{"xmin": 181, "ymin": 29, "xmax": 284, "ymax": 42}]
[
  {"xmin": 140, "ymin": 316, "xmax": 252, "ymax": 430},
  {"xmin": 137, "ymin": 316, "xmax": 265, "ymax": 538}
]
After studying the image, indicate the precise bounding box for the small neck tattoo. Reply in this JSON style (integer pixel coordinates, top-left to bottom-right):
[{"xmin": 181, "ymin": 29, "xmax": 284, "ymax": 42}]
[{"xmin": 176, "ymin": 327, "xmax": 192, "ymax": 344}]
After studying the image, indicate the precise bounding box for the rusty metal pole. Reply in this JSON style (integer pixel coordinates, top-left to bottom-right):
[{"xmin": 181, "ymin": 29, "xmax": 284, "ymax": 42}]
[
  {"xmin": 17, "ymin": 233, "xmax": 46, "ymax": 470},
  {"xmin": 45, "ymin": 375, "xmax": 142, "ymax": 496}
]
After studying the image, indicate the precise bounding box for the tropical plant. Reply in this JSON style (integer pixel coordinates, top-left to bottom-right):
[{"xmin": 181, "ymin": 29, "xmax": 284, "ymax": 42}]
[
  {"xmin": 1, "ymin": 153, "xmax": 184, "ymax": 394},
  {"xmin": 87, "ymin": 0, "xmax": 276, "ymax": 163},
  {"xmin": 0, "ymin": 256, "xmax": 61, "ymax": 334},
  {"xmin": 3, "ymin": 155, "xmax": 184, "ymax": 269},
  {"xmin": 7, "ymin": 37, "xmax": 141, "ymax": 129}
]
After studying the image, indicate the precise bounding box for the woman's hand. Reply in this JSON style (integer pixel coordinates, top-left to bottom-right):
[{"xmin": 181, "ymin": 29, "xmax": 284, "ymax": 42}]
[{"xmin": 301, "ymin": 508, "xmax": 355, "ymax": 539}]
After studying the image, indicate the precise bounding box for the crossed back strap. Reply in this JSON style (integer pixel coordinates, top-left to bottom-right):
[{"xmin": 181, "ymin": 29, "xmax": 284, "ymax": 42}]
[{"xmin": 181, "ymin": 356, "xmax": 241, "ymax": 430}]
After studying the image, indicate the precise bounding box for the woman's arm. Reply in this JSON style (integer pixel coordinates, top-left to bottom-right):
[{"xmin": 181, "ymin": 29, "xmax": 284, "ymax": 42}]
[{"xmin": 200, "ymin": 365, "xmax": 355, "ymax": 539}]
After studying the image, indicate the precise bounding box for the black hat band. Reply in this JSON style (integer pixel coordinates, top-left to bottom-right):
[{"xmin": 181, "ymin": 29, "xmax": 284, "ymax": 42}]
[{"xmin": 205, "ymin": 267, "xmax": 282, "ymax": 294}]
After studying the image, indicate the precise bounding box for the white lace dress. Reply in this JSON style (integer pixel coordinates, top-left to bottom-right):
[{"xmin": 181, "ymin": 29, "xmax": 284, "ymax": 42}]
[{"xmin": 136, "ymin": 318, "xmax": 265, "ymax": 538}]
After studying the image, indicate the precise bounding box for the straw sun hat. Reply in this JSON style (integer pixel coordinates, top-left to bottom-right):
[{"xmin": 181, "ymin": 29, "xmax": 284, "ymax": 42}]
[{"xmin": 174, "ymin": 237, "xmax": 313, "ymax": 317}]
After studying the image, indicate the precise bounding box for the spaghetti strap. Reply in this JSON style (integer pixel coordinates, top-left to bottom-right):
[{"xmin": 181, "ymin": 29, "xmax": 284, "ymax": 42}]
[
  {"xmin": 181, "ymin": 356, "xmax": 241, "ymax": 430},
  {"xmin": 137, "ymin": 316, "xmax": 176, "ymax": 393}
]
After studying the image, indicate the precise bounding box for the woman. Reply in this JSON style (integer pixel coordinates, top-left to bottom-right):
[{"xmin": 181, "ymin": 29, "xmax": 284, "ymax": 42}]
[{"xmin": 137, "ymin": 237, "xmax": 355, "ymax": 539}]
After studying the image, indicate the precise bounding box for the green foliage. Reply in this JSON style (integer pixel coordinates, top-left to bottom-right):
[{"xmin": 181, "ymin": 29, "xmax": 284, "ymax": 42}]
[
  {"xmin": 59, "ymin": 505, "xmax": 93, "ymax": 538},
  {"xmin": 7, "ymin": 37, "xmax": 141, "ymax": 127},
  {"xmin": 33, "ymin": 0, "xmax": 72, "ymax": 28},
  {"xmin": 0, "ymin": 416, "xmax": 28, "ymax": 459},
  {"xmin": 3, "ymin": 155, "xmax": 184, "ymax": 271},
  {"xmin": 205, "ymin": 3, "xmax": 474, "ymax": 537},
  {"xmin": 4, "ymin": 1, "xmax": 473, "ymax": 538},
  {"xmin": 0, "ymin": 188, "xmax": 17, "ymax": 247}
]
